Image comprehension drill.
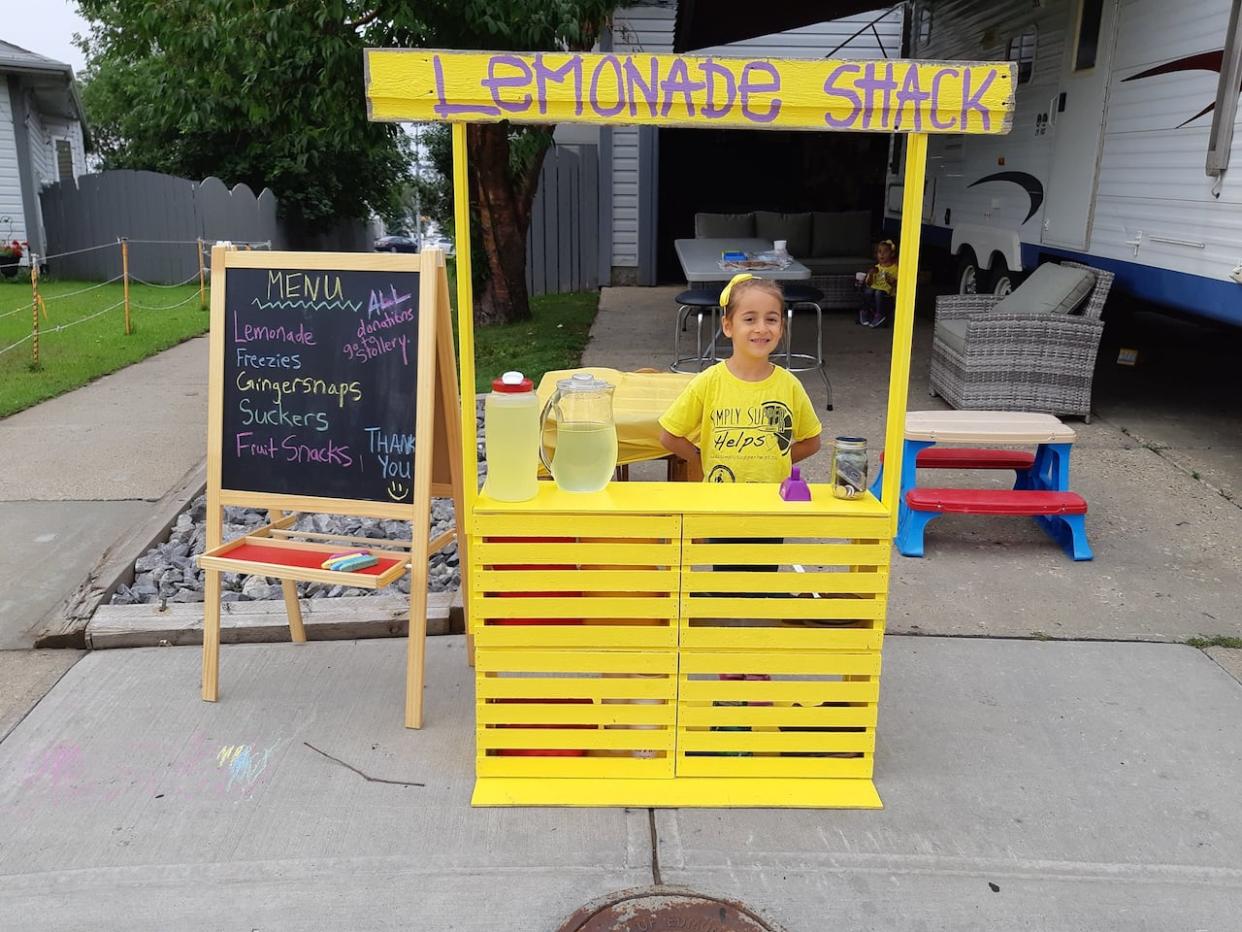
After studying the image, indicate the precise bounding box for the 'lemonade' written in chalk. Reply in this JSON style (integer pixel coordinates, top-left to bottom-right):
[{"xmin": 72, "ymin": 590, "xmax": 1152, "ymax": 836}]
[{"xmin": 232, "ymin": 313, "xmax": 316, "ymax": 344}]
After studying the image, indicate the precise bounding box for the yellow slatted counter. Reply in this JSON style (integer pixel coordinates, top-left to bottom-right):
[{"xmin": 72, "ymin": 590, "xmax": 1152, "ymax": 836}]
[{"xmin": 470, "ymin": 482, "xmax": 889, "ymax": 808}]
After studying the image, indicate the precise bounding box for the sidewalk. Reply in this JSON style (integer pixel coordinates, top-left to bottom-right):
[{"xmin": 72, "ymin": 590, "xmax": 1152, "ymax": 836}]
[
  {"xmin": 0, "ymin": 336, "xmax": 208, "ymax": 649},
  {"xmin": 0, "ymin": 636, "xmax": 1239, "ymax": 930}
]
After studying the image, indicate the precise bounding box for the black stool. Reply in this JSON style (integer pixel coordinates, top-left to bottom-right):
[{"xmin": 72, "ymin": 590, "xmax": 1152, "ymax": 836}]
[
  {"xmin": 671, "ymin": 287, "xmax": 721, "ymax": 373},
  {"xmin": 780, "ymin": 283, "xmax": 832, "ymax": 410}
]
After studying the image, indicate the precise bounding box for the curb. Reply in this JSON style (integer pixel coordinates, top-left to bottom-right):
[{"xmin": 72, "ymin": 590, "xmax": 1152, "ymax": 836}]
[{"xmin": 86, "ymin": 590, "xmax": 456, "ymax": 648}]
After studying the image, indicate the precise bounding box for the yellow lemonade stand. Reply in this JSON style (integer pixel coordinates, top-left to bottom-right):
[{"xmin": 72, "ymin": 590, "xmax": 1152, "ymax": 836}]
[{"xmin": 366, "ymin": 49, "xmax": 1014, "ymax": 807}]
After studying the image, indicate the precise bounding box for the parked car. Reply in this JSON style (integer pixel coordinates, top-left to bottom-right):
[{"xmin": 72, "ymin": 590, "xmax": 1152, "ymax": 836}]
[
  {"xmin": 422, "ymin": 235, "xmax": 454, "ymax": 256},
  {"xmin": 374, "ymin": 233, "xmax": 419, "ymax": 253}
]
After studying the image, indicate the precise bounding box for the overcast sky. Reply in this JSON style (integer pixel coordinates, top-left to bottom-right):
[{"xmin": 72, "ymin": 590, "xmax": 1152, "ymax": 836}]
[{"xmin": 3, "ymin": 0, "xmax": 89, "ymax": 74}]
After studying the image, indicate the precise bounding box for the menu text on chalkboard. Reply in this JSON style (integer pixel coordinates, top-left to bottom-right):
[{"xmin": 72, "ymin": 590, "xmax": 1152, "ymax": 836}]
[{"xmin": 221, "ymin": 266, "xmax": 421, "ymax": 504}]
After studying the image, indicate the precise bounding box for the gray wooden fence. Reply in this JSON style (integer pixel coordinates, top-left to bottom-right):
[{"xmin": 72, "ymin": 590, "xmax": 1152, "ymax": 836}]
[
  {"xmin": 526, "ymin": 144, "xmax": 599, "ymax": 296},
  {"xmin": 39, "ymin": 170, "xmax": 373, "ymax": 284},
  {"xmin": 39, "ymin": 170, "xmax": 283, "ymax": 283}
]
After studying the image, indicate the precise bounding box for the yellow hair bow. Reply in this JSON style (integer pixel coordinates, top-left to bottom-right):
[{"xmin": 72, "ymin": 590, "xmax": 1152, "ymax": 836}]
[{"xmin": 719, "ymin": 272, "xmax": 755, "ymax": 307}]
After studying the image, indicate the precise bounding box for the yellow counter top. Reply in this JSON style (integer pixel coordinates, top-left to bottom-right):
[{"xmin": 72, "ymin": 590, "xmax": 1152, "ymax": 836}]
[{"xmin": 473, "ymin": 480, "xmax": 889, "ymax": 517}]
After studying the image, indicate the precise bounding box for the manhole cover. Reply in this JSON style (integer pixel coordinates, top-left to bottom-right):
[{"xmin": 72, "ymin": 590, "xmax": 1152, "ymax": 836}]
[{"xmin": 557, "ymin": 886, "xmax": 783, "ymax": 932}]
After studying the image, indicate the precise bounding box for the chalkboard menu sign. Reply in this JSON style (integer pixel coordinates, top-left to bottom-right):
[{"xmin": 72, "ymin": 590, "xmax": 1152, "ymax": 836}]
[{"xmin": 220, "ymin": 263, "xmax": 421, "ymax": 505}]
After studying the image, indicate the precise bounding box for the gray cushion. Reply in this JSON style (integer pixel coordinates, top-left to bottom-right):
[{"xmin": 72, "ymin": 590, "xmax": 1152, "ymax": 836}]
[
  {"xmin": 753, "ymin": 211, "xmax": 812, "ymax": 257},
  {"xmin": 812, "ymin": 210, "xmax": 872, "ymax": 257},
  {"xmin": 996, "ymin": 263, "xmax": 1095, "ymax": 316},
  {"xmin": 695, "ymin": 212, "xmax": 755, "ymax": 238},
  {"xmin": 935, "ymin": 318, "xmax": 970, "ymax": 357}
]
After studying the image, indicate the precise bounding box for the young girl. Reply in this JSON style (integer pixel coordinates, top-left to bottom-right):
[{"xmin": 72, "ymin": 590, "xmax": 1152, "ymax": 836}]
[
  {"xmin": 659, "ymin": 274, "xmax": 824, "ymax": 756},
  {"xmin": 659, "ymin": 273, "xmax": 822, "ymax": 483},
  {"xmin": 859, "ymin": 239, "xmax": 898, "ymax": 328}
]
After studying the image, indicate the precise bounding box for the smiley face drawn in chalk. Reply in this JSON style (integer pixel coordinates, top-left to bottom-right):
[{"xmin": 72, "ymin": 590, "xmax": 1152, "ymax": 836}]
[{"xmin": 387, "ymin": 480, "xmax": 408, "ymax": 501}]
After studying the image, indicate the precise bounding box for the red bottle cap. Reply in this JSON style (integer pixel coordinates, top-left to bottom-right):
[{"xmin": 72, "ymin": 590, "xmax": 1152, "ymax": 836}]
[{"xmin": 491, "ymin": 370, "xmax": 533, "ymax": 393}]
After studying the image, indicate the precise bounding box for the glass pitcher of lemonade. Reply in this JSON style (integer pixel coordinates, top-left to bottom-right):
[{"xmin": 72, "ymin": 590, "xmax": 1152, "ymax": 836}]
[{"xmin": 539, "ymin": 373, "xmax": 618, "ymax": 492}]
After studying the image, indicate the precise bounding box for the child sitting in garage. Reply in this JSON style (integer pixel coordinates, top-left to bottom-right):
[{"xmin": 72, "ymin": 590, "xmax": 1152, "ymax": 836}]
[{"xmin": 858, "ymin": 239, "xmax": 898, "ymax": 328}]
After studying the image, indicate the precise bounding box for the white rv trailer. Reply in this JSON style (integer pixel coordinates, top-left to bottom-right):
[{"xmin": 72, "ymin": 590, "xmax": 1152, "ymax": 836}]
[{"xmin": 886, "ymin": 0, "xmax": 1242, "ymax": 326}]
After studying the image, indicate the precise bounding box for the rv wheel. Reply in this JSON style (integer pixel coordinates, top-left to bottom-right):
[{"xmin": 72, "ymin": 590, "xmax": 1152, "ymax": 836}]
[
  {"xmin": 955, "ymin": 251, "xmax": 980, "ymax": 295},
  {"xmin": 988, "ymin": 258, "xmax": 1021, "ymax": 296}
]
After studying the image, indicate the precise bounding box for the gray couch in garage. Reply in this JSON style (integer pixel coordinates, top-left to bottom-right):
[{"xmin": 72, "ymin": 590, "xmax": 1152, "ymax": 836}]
[{"xmin": 693, "ymin": 210, "xmax": 874, "ymax": 308}]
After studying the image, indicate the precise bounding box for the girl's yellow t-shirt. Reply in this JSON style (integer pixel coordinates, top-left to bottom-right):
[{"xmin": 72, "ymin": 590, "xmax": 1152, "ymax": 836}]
[
  {"xmin": 869, "ymin": 262, "xmax": 898, "ymax": 295},
  {"xmin": 659, "ymin": 363, "xmax": 822, "ymax": 483}
]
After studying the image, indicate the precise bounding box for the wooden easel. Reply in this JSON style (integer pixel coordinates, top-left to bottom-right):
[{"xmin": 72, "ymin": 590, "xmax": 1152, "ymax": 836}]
[{"xmin": 198, "ymin": 247, "xmax": 466, "ymax": 728}]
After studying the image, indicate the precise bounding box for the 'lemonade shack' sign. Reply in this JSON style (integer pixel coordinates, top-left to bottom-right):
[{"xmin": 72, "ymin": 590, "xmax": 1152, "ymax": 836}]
[{"xmin": 366, "ymin": 50, "xmax": 1014, "ymax": 134}]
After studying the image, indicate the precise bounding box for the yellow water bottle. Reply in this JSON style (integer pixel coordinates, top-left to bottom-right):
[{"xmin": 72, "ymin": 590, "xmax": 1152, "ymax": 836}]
[{"xmin": 483, "ymin": 371, "xmax": 539, "ymax": 502}]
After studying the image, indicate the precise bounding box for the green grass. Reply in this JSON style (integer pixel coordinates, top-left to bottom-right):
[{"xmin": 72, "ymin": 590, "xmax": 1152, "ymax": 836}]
[
  {"xmin": 456, "ymin": 290, "xmax": 600, "ymax": 394},
  {"xmin": 0, "ymin": 278, "xmax": 207, "ymax": 418},
  {"xmin": 1187, "ymin": 635, "xmax": 1242, "ymax": 650},
  {"xmin": 0, "ymin": 262, "xmax": 600, "ymax": 417}
]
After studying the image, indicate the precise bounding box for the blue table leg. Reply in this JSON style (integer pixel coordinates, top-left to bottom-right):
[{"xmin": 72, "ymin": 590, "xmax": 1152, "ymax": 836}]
[
  {"xmin": 893, "ymin": 439, "xmax": 934, "ymax": 545},
  {"xmin": 1031, "ymin": 443, "xmax": 1072, "ymax": 491}
]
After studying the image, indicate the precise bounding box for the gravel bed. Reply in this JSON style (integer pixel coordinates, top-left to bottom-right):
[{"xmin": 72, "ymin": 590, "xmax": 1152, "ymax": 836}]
[{"xmin": 111, "ymin": 401, "xmax": 487, "ymax": 606}]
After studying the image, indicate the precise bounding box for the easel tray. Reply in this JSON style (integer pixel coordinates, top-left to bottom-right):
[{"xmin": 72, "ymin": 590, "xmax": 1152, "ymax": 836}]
[{"xmin": 198, "ymin": 536, "xmax": 409, "ymax": 589}]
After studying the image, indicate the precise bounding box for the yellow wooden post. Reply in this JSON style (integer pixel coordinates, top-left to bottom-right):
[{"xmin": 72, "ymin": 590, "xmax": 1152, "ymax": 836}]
[
  {"xmin": 451, "ymin": 123, "xmax": 478, "ymax": 517},
  {"xmin": 880, "ymin": 132, "xmax": 929, "ymax": 537},
  {"xmin": 30, "ymin": 253, "xmax": 40, "ymax": 368},
  {"xmin": 121, "ymin": 238, "xmax": 132, "ymax": 335},
  {"xmin": 197, "ymin": 238, "xmax": 207, "ymax": 309},
  {"xmin": 451, "ymin": 122, "xmax": 480, "ymax": 666}
]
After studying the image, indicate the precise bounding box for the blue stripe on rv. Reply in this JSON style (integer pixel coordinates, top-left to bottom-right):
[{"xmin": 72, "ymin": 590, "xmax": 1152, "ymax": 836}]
[{"xmin": 886, "ymin": 222, "xmax": 1242, "ymax": 327}]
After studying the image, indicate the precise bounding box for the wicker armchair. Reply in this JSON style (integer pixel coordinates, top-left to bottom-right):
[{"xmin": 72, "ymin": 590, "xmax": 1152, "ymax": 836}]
[{"xmin": 928, "ymin": 261, "xmax": 1114, "ymax": 421}]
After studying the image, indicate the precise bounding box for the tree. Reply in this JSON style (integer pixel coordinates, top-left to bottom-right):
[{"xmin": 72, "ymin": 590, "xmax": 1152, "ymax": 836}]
[
  {"xmin": 77, "ymin": 1, "xmax": 410, "ymax": 233},
  {"xmin": 80, "ymin": 0, "xmax": 620, "ymax": 323},
  {"xmin": 373, "ymin": 0, "xmax": 620, "ymax": 324}
]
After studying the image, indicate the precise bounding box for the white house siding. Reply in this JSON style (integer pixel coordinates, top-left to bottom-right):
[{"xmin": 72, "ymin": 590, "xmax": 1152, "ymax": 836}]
[
  {"xmin": 40, "ymin": 115, "xmax": 87, "ymax": 181},
  {"xmin": 691, "ymin": 8, "xmax": 903, "ymax": 60},
  {"xmin": 25, "ymin": 93, "xmax": 52, "ymax": 186},
  {"xmin": 610, "ymin": 2, "xmax": 676, "ymax": 269},
  {"xmin": 608, "ymin": 3, "xmax": 905, "ymax": 270},
  {"xmin": 1089, "ymin": 0, "xmax": 1242, "ymax": 283},
  {"xmin": 0, "ymin": 81, "xmax": 27, "ymax": 246}
]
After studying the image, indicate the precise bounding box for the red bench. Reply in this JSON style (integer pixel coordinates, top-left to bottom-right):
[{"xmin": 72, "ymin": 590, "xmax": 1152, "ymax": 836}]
[
  {"xmin": 879, "ymin": 448, "xmax": 1036, "ymax": 471},
  {"xmin": 871, "ymin": 448, "xmax": 1038, "ymax": 498},
  {"xmin": 898, "ymin": 488, "xmax": 1092, "ymax": 560}
]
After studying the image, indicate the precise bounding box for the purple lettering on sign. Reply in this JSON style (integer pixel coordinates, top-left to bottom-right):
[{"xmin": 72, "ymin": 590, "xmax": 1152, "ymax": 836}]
[
  {"xmin": 740, "ymin": 62, "xmax": 781, "ymax": 123},
  {"xmin": 589, "ymin": 55, "xmax": 626, "ymax": 118},
  {"xmin": 857, "ymin": 61, "xmax": 897, "ymax": 130},
  {"xmin": 483, "ymin": 55, "xmax": 534, "ymax": 114},
  {"xmin": 624, "ymin": 56, "xmax": 660, "ymax": 118},
  {"xmin": 960, "ymin": 68, "xmax": 996, "ymax": 132},
  {"xmin": 659, "ymin": 58, "xmax": 706, "ymax": 117},
  {"xmin": 822, "ymin": 63, "xmax": 862, "ymax": 128},
  {"xmin": 533, "ymin": 54, "xmax": 584, "ymax": 116},
  {"xmin": 894, "ymin": 67, "xmax": 929, "ymax": 131},
  {"xmin": 698, "ymin": 59, "xmax": 736, "ymax": 119},
  {"xmin": 432, "ymin": 55, "xmax": 499, "ymax": 119},
  {"xmin": 929, "ymin": 68, "xmax": 959, "ymax": 130}
]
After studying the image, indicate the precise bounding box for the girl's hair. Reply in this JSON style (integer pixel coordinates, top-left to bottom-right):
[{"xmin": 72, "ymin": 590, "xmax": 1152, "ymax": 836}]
[
  {"xmin": 719, "ymin": 273, "xmax": 785, "ymax": 318},
  {"xmin": 877, "ymin": 238, "xmax": 897, "ymax": 256}
]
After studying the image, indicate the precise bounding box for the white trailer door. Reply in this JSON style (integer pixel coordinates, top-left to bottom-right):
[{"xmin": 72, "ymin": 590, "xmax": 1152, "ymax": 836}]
[{"xmin": 1042, "ymin": 0, "xmax": 1120, "ymax": 249}]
